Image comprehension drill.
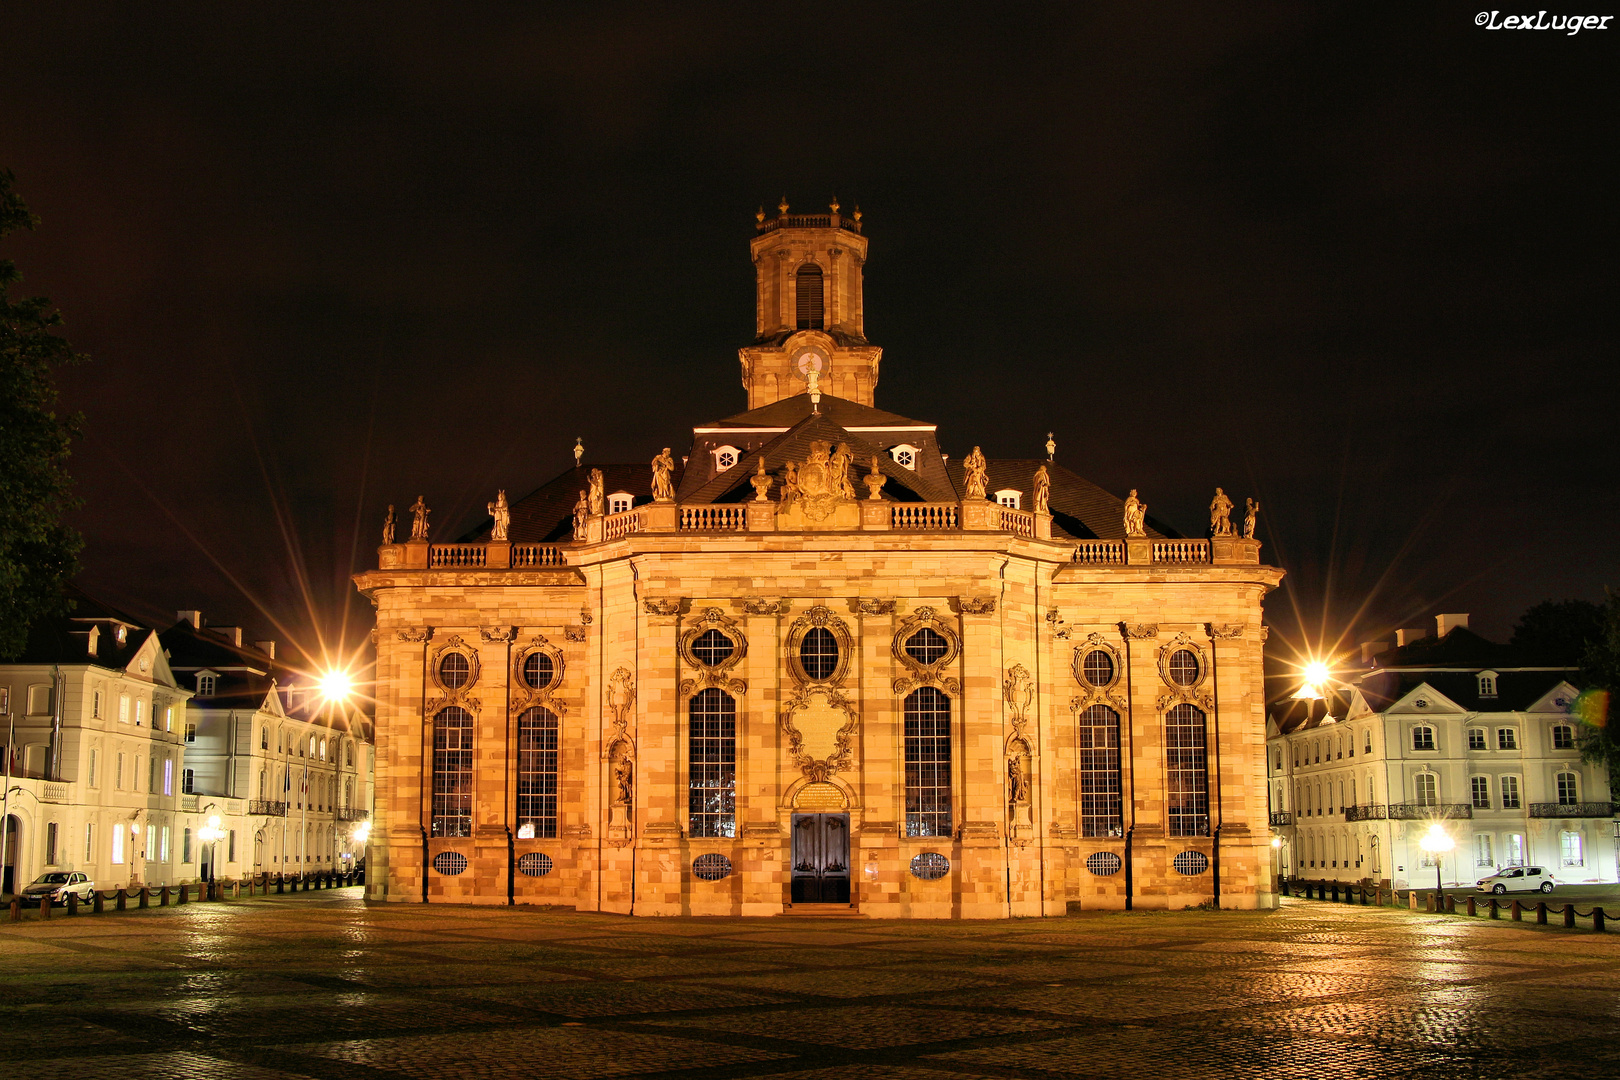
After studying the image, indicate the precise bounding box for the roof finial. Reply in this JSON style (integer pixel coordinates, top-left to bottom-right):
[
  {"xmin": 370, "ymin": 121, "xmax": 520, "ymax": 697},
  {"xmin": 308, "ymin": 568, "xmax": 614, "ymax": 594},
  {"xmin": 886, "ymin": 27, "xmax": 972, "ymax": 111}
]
[
  {"xmin": 778, "ymin": 195, "xmax": 790, "ymax": 215},
  {"xmin": 830, "ymin": 195, "xmax": 840, "ymax": 214},
  {"xmin": 755, "ymin": 206, "xmax": 765, "ymax": 223},
  {"xmin": 1045, "ymin": 432, "xmax": 1055, "ymax": 462},
  {"xmin": 574, "ymin": 437, "xmax": 584, "ymax": 468}
]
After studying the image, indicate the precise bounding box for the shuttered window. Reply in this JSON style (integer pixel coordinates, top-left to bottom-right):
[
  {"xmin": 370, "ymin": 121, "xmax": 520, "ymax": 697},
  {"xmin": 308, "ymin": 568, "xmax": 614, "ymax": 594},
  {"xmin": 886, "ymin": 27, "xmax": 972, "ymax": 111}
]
[{"xmin": 795, "ymin": 263, "xmax": 824, "ymax": 330}]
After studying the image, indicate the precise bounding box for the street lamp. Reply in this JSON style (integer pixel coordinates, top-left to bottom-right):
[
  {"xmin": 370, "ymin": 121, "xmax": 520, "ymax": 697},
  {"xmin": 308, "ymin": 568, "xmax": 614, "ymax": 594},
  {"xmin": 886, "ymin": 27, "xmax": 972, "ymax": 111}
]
[
  {"xmin": 1419, "ymin": 822, "xmax": 1454, "ymax": 899},
  {"xmin": 198, "ymin": 813, "xmax": 226, "ymax": 894}
]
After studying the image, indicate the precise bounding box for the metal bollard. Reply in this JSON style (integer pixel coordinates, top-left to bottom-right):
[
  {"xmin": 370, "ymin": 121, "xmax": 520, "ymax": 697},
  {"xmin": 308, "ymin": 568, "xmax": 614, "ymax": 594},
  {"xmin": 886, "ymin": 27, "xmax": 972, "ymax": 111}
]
[
  {"xmin": 1536, "ymin": 901, "xmax": 1547, "ymax": 925},
  {"xmin": 9, "ymin": 898, "xmax": 20, "ymax": 922},
  {"xmin": 1595, "ymin": 908, "xmax": 1607, "ymax": 933},
  {"xmin": 116, "ymin": 889, "xmax": 127, "ymax": 911},
  {"xmin": 40, "ymin": 894, "xmax": 51, "ymax": 920},
  {"xmin": 1564, "ymin": 903, "xmax": 1575, "ymax": 928},
  {"xmin": 1489, "ymin": 899, "xmax": 1499, "ymax": 919},
  {"xmin": 176, "ymin": 883, "xmax": 188, "ymax": 905},
  {"xmin": 1467, "ymin": 896, "xmax": 1477, "ymax": 916},
  {"xmin": 93, "ymin": 891, "xmax": 104, "ymax": 914},
  {"xmin": 1510, "ymin": 900, "xmax": 1522, "ymax": 921},
  {"xmin": 276, "ymin": 876, "xmax": 284, "ymax": 894},
  {"xmin": 139, "ymin": 887, "xmax": 150, "ymax": 908},
  {"xmin": 1446, "ymin": 894, "xmax": 1456, "ymax": 914},
  {"xmin": 67, "ymin": 892, "xmax": 78, "ymax": 916},
  {"xmin": 159, "ymin": 886, "xmax": 170, "ymax": 907}
]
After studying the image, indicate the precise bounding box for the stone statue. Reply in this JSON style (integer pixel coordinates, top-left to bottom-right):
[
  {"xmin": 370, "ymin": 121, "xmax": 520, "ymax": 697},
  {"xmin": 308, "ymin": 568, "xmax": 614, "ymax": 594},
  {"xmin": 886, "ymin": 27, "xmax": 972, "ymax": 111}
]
[
  {"xmin": 381, "ymin": 505, "xmax": 395, "ymax": 546},
  {"xmin": 572, "ymin": 490, "xmax": 588, "ymax": 540},
  {"xmin": 1008, "ymin": 756, "xmax": 1030, "ymax": 804},
  {"xmin": 1210, "ymin": 487, "xmax": 1234, "ymax": 538},
  {"xmin": 588, "ymin": 469, "xmax": 605, "ymax": 516},
  {"xmin": 408, "ymin": 496, "xmax": 430, "ymax": 542},
  {"xmin": 487, "ymin": 490, "xmax": 510, "ymax": 542},
  {"xmin": 963, "ymin": 446, "xmax": 988, "ymax": 500},
  {"xmin": 573, "ymin": 437, "xmax": 583, "ymax": 468},
  {"xmin": 863, "ymin": 455, "xmax": 886, "ymax": 500},
  {"xmin": 749, "ymin": 457, "xmax": 773, "ymax": 502},
  {"xmin": 830, "ymin": 442, "xmax": 855, "ymax": 500},
  {"xmin": 1032, "ymin": 466, "xmax": 1050, "ymax": 515},
  {"xmin": 1045, "ymin": 432, "xmax": 1055, "ymax": 462},
  {"xmin": 779, "ymin": 462, "xmax": 800, "ymax": 506},
  {"xmin": 651, "ymin": 448, "xmax": 675, "ymax": 502},
  {"xmin": 1123, "ymin": 489, "xmax": 1146, "ymax": 537},
  {"xmin": 1244, "ymin": 498, "xmax": 1260, "ymax": 540},
  {"xmin": 612, "ymin": 755, "xmax": 634, "ymax": 807}
]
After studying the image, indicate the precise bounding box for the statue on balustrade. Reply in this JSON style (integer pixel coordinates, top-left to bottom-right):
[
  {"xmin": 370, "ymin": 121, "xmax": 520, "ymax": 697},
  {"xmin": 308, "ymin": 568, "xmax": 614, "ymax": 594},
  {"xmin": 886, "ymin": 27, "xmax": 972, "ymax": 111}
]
[
  {"xmin": 488, "ymin": 490, "xmax": 510, "ymax": 541},
  {"xmin": 830, "ymin": 442, "xmax": 855, "ymax": 500},
  {"xmin": 1123, "ymin": 489, "xmax": 1146, "ymax": 537},
  {"xmin": 381, "ymin": 504, "xmax": 395, "ymax": 546},
  {"xmin": 1244, "ymin": 497, "xmax": 1261, "ymax": 540},
  {"xmin": 588, "ymin": 469, "xmax": 605, "ymax": 516},
  {"xmin": 750, "ymin": 457, "xmax": 774, "ymax": 501},
  {"xmin": 1210, "ymin": 487, "xmax": 1235, "ymax": 537},
  {"xmin": 1032, "ymin": 466, "xmax": 1050, "ymax": 515},
  {"xmin": 864, "ymin": 455, "xmax": 886, "ymax": 500},
  {"xmin": 650, "ymin": 448, "xmax": 675, "ymax": 502},
  {"xmin": 963, "ymin": 446, "xmax": 988, "ymax": 500},
  {"xmin": 408, "ymin": 496, "xmax": 430, "ymax": 542},
  {"xmin": 779, "ymin": 461, "xmax": 800, "ymax": 507},
  {"xmin": 572, "ymin": 490, "xmax": 589, "ymax": 540}
]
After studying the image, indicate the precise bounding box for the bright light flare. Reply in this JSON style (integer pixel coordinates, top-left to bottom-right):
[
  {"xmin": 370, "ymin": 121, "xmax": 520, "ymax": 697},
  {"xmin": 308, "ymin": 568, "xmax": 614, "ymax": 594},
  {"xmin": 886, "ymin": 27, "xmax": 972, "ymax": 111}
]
[
  {"xmin": 1419, "ymin": 823, "xmax": 1454, "ymax": 853},
  {"xmin": 351, "ymin": 821, "xmax": 371, "ymax": 845},
  {"xmin": 1303, "ymin": 661, "xmax": 1330, "ymax": 688},
  {"xmin": 319, "ymin": 669, "xmax": 354, "ymax": 703}
]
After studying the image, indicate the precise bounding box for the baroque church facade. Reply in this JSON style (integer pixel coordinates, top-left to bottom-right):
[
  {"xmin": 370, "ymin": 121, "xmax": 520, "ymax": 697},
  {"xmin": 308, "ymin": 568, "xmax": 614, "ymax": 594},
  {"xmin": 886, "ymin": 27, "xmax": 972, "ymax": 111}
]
[{"xmin": 355, "ymin": 205, "xmax": 1284, "ymax": 916}]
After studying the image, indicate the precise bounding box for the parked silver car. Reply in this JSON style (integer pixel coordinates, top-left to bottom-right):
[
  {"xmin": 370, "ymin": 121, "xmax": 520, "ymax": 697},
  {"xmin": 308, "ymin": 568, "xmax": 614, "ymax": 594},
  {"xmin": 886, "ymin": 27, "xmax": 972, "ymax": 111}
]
[
  {"xmin": 1475, "ymin": 865, "xmax": 1555, "ymax": 894},
  {"xmin": 20, "ymin": 872, "xmax": 96, "ymax": 904}
]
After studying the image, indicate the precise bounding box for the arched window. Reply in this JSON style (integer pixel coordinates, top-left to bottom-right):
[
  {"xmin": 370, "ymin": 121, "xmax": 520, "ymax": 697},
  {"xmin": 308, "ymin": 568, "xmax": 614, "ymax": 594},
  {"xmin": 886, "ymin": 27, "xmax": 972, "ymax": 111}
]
[
  {"xmin": 197, "ymin": 675, "xmax": 215, "ymax": 697},
  {"xmin": 799, "ymin": 627, "xmax": 839, "ymax": 681},
  {"xmin": 1077, "ymin": 704, "xmax": 1122, "ymax": 837},
  {"xmin": 1552, "ymin": 725, "xmax": 1576, "ymax": 750},
  {"xmin": 904, "ymin": 687, "xmax": 952, "ymax": 837},
  {"xmin": 260, "ymin": 727, "xmax": 269, "ymax": 750},
  {"xmin": 795, "ymin": 262, "xmax": 824, "ymax": 330},
  {"xmin": 1165, "ymin": 703, "xmax": 1209, "ymax": 837},
  {"xmin": 431, "ymin": 708, "xmax": 474, "ymax": 837},
  {"xmin": 1556, "ymin": 772, "xmax": 1579, "ymax": 805},
  {"xmin": 516, "ymin": 707, "xmax": 559, "ymax": 838},
  {"xmin": 688, "ymin": 689, "xmax": 736, "ymax": 837},
  {"xmin": 1412, "ymin": 726, "xmax": 1436, "ymax": 751}
]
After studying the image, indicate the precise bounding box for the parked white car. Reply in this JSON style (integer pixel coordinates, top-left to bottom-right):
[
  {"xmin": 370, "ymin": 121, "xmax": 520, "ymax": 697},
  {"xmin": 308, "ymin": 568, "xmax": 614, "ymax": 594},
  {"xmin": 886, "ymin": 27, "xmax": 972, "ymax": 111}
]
[
  {"xmin": 20, "ymin": 872, "xmax": 96, "ymax": 904},
  {"xmin": 1476, "ymin": 866, "xmax": 1555, "ymax": 894}
]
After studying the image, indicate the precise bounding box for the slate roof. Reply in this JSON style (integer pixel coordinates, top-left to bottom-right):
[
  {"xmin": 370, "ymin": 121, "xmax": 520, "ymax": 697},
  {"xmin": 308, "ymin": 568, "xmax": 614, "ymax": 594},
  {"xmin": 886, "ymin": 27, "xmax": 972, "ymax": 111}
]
[
  {"xmin": 480, "ymin": 463, "xmax": 673, "ymax": 544},
  {"xmin": 13, "ymin": 588, "xmax": 159, "ymax": 671},
  {"xmin": 945, "ymin": 459, "xmax": 1180, "ymax": 541},
  {"xmin": 706, "ymin": 393, "xmax": 927, "ymax": 431},
  {"xmin": 1354, "ymin": 669, "xmax": 1576, "ymax": 714}
]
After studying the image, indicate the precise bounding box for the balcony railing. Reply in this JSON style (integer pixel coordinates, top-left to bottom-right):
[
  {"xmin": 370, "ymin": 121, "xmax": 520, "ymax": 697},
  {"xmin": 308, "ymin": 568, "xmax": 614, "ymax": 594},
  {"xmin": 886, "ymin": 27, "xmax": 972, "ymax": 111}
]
[
  {"xmin": 891, "ymin": 503, "xmax": 958, "ymax": 530},
  {"xmin": 511, "ymin": 544, "xmax": 566, "ymax": 567},
  {"xmin": 1073, "ymin": 540, "xmax": 1125, "ymax": 565},
  {"xmin": 603, "ymin": 509, "xmax": 641, "ymax": 541},
  {"xmin": 756, "ymin": 212, "xmax": 862, "ymax": 235},
  {"xmin": 1153, "ymin": 539, "xmax": 1210, "ymax": 564},
  {"xmin": 430, "ymin": 544, "xmax": 486, "ymax": 568},
  {"xmin": 680, "ymin": 505, "xmax": 747, "ymax": 531},
  {"xmin": 1387, "ymin": 802, "xmax": 1473, "ymax": 820},
  {"xmin": 998, "ymin": 506, "xmax": 1035, "ymax": 538},
  {"xmin": 335, "ymin": 807, "xmax": 370, "ymax": 822},
  {"xmin": 250, "ymin": 800, "xmax": 288, "ymax": 817},
  {"xmin": 1269, "ymin": 811, "xmax": 1293, "ymax": 826},
  {"xmin": 1529, "ymin": 801, "xmax": 1616, "ymax": 818},
  {"xmin": 1345, "ymin": 804, "xmax": 1387, "ymax": 822}
]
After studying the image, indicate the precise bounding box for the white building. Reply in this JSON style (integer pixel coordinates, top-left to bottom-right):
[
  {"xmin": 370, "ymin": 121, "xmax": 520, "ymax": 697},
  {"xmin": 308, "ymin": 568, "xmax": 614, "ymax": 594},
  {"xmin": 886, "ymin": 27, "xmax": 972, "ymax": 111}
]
[
  {"xmin": 0, "ymin": 592, "xmax": 373, "ymax": 896},
  {"xmin": 1267, "ymin": 613, "xmax": 1613, "ymax": 889}
]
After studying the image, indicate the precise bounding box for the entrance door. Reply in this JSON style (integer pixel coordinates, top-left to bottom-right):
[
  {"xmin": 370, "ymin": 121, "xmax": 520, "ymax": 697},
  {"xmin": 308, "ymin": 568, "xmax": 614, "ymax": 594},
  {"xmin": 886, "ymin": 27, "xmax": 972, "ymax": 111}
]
[{"xmin": 791, "ymin": 813, "xmax": 850, "ymax": 904}]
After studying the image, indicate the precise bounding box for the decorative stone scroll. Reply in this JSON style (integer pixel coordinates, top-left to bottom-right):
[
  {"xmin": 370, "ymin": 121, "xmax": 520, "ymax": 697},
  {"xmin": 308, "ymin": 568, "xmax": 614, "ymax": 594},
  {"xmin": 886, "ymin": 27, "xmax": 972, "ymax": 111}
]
[
  {"xmin": 957, "ymin": 596, "xmax": 997, "ymax": 615},
  {"xmin": 785, "ymin": 605, "xmax": 853, "ymax": 686},
  {"xmin": 605, "ymin": 666, "xmax": 636, "ymax": 848},
  {"xmin": 1155, "ymin": 631, "xmax": 1214, "ymax": 713},
  {"xmin": 1071, "ymin": 633, "xmax": 1128, "ymax": 716},
  {"xmin": 643, "ymin": 598, "xmax": 683, "ymax": 616},
  {"xmin": 781, "ymin": 686, "xmax": 859, "ymax": 782},
  {"xmin": 677, "ymin": 607, "xmax": 748, "ymax": 696},
  {"xmin": 892, "ymin": 606, "xmax": 962, "ymax": 697},
  {"xmin": 397, "ymin": 627, "xmax": 433, "ymax": 643},
  {"xmin": 775, "ymin": 439, "xmax": 860, "ymax": 530},
  {"xmin": 855, "ymin": 598, "xmax": 895, "ymax": 616},
  {"xmin": 743, "ymin": 598, "xmax": 785, "ymax": 616},
  {"xmin": 1207, "ymin": 623, "xmax": 1246, "ymax": 639},
  {"xmin": 425, "ymin": 635, "xmax": 481, "ymax": 718},
  {"xmin": 1123, "ymin": 623, "xmax": 1159, "ymax": 640},
  {"xmin": 480, "ymin": 626, "xmax": 516, "ymax": 643},
  {"xmin": 510, "ymin": 634, "xmax": 565, "ymax": 718}
]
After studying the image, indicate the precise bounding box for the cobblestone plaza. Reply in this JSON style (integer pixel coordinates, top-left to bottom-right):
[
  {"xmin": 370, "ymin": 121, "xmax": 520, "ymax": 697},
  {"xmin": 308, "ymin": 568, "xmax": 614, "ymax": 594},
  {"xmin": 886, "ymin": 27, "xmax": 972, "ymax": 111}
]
[{"xmin": 3, "ymin": 892, "xmax": 1618, "ymax": 1078}]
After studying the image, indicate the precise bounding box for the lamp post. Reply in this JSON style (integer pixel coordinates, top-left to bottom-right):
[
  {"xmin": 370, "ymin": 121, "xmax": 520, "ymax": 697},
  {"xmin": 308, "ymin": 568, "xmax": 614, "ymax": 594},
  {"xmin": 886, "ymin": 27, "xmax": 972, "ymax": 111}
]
[
  {"xmin": 1419, "ymin": 822, "xmax": 1454, "ymax": 900},
  {"xmin": 198, "ymin": 812, "xmax": 225, "ymax": 896}
]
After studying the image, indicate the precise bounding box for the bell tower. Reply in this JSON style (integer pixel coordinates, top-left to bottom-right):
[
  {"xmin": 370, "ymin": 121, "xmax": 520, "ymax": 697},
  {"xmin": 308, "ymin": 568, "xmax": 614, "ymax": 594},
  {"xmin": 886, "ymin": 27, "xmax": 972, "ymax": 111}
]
[{"xmin": 739, "ymin": 198, "xmax": 883, "ymax": 410}]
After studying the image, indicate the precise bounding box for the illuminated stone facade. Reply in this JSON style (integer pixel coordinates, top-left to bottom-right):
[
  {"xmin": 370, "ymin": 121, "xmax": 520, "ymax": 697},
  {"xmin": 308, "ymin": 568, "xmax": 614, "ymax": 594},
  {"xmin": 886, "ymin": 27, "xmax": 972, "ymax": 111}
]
[{"xmin": 355, "ymin": 206, "xmax": 1284, "ymax": 916}]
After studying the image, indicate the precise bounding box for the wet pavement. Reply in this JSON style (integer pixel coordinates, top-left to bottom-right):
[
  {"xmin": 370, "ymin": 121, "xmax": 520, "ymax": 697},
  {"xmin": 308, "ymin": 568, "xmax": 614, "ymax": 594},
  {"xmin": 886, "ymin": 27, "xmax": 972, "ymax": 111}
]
[{"xmin": 2, "ymin": 889, "xmax": 1618, "ymax": 1078}]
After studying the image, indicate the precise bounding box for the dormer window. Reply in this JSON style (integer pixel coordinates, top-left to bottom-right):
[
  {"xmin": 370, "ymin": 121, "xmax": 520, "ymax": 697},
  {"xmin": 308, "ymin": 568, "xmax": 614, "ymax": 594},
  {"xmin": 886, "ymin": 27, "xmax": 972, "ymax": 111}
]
[
  {"xmin": 889, "ymin": 444, "xmax": 919, "ymax": 470},
  {"xmin": 712, "ymin": 446, "xmax": 741, "ymax": 473},
  {"xmin": 607, "ymin": 492, "xmax": 633, "ymax": 514},
  {"xmin": 1477, "ymin": 672, "xmax": 1498, "ymax": 698},
  {"xmin": 994, "ymin": 489, "xmax": 1022, "ymax": 510},
  {"xmin": 197, "ymin": 674, "xmax": 216, "ymax": 697}
]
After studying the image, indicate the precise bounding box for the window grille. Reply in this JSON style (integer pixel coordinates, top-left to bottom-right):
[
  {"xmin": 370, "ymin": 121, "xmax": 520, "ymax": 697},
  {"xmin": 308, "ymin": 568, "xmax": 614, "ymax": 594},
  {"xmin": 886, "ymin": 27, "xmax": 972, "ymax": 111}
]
[
  {"xmin": 693, "ymin": 853, "xmax": 733, "ymax": 881},
  {"xmin": 1167, "ymin": 649, "xmax": 1200, "ymax": 686},
  {"xmin": 1412, "ymin": 727, "xmax": 1435, "ymax": 751},
  {"xmin": 1556, "ymin": 772, "xmax": 1578, "ymax": 805},
  {"xmin": 904, "ymin": 628, "xmax": 949, "ymax": 665},
  {"xmin": 688, "ymin": 689, "xmax": 736, "ymax": 838},
  {"xmin": 1552, "ymin": 725, "xmax": 1575, "ymax": 750},
  {"xmin": 1414, "ymin": 773, "xmax": 1438, "ymax": 806},
  {"xmin": 438, "ymin": 653, "xmax": 470, "ymax": 689},
  {"xmin": 904, "ymin": 687, "xmax": 953, "ymax": 838},
  {"xmin": 1085, "ymin": 851, "xmax": 1122, "ymax": 876},
  {"xmin": 432, "ymin": 851, "xmax": 468, "ymax": 875},
  {"xmin": 1497, "ymin": 728, "xmax": 1518, "ymax": 751},
  {"xmin": 522, "ymin": 652, "xmax": 555, "ymax": 690},
  {"xmin": 1080, "ymin": 649, "xmax": 1115, "ymax": 688},
  {"xmin": 795, "ymin": 263, "xmax": 824, "ymax": 330},
  {"xmin": 431, "ymin": 708, "xmax": 474, "ymax": 837},
  {"xmin": 909, "ymin": 852, "xmax": 950, "ymax": 880},
  {"xmin": 516, "ymin": 707, "xmax": 559, "ymax": 839},
  {"xmin": 1500, "ymin": 776, "xmax": 1521, "ymax": 809},
  {"xmin": 1078, "ymin": 705, "xmax": 1123, "ymax": 837},
  {"xmin": 1173, "ymin": 850, "xmax": 1210, "ymax": 875},
  {"xmin": 1471, "ymin": 775, "xmax": 1490, "ymax": 809},
  {"xmin": 1165, "ymin": 703, "xmax": 1209, "ymax": 837},
  {"xmin": 1468, "ymin": 729, "xmax": 1486, "ymax": 750},
  {"xmin": 692, "ymin": 629, "xmax": 735, "ymax": 667},
  {"xmin": 799, "ymin": 627, "xmax": 839, "ymax": 680},
  {"xmin": 1560, "ymin": 831, "xmax": 1584, "ymax": 866},
  {"xmin": 517, "ymin": 852, "xmax": 554, "ymax": 877}
]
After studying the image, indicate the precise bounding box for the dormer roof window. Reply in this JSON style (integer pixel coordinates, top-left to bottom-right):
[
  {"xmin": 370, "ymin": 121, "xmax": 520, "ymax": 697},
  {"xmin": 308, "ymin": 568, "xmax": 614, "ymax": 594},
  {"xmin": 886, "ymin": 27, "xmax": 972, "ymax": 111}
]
[
  {"xmin": 197, "ymin": 673, "xmax": 217, "ymax": 697},
  {"xmin": 994, "ymin": 489, "xmax": 1022, "ymax": 510},
  {"xmin": 712, "ymin": 445, "xmax": 741, "ymax": 473},
  {"xmin": 607, "ymin": 492, "xmax": 633, "ymax": 514},
  {"xmin": 890, "ymin": 443, "xmax": 920, "ymax": 470},
  {"xmin": 1477, "ymin": 671, "xmax": 1498, "ymax": 699}
]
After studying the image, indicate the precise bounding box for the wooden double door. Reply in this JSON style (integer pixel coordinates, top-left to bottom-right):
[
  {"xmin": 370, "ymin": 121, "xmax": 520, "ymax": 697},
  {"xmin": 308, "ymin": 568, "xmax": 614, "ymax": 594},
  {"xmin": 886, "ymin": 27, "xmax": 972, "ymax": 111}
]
[{"xmin": 791, "ymin": 813, "xmax": 850, "ymax": 904}]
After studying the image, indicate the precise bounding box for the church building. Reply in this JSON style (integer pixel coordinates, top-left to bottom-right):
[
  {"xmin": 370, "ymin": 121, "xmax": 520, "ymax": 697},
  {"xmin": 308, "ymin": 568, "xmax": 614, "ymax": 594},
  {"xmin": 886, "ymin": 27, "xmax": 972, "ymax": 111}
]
[{"xmin": 354, "ymin": 203, "xmax": 1284, "ymax": 916}]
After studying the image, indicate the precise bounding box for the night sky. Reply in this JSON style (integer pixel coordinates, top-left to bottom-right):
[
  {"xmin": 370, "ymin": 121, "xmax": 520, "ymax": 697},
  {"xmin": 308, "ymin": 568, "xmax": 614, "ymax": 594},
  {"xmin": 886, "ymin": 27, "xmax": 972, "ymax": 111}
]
[{"xmin": 4, "ymin": 4, "xmax": 1615, "ymax": 681}]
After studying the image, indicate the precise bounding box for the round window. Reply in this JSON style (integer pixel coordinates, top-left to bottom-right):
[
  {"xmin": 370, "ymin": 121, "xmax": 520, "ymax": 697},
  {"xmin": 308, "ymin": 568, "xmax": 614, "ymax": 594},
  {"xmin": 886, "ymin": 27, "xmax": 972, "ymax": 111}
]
[
  {"xmin": 1172, "ymin": 850, "xmax": 1210, "ymax": 876},
  {"xmin": 432, "ymin": 851, "xmax": 468, "ymax": 876},
  {"xmin": 439, "ymin": 652, "xmax": 470, "ymax": 689},
  {"xmin": 909, "ymin": 852, "xmax": 950, "ymax": 881},
  {"xmin": 799, "ymin": 627, "xmax": 839, "ymax": 680},
  {"xmin": 1080, "ymin": 649, "xmax": 1115, "ymax": 688},
  {"xmin": 517, "ymin": 852, "xmax": 554, "ymax": 878},
  {"xmin": 904, "ymin": 628, "xmax": 949, "ymax": 665},
  {"xmin": 1085, "ymin": 851, "xmax": 1123, "ymax": 877},
  {"xmin": 522, "ymin": 652, "xmax": 555, "ymax": 690},
  {"xmin": 692, "ymin": 629, "xmax": 735, "ymax": 667},
  {"xmin": 1168, "ymin": 649, "xmax": 1200, "ymax": 687},
  {"xmin": 692, "ymin": 853, "xmax": 733, "ymax": 881}
]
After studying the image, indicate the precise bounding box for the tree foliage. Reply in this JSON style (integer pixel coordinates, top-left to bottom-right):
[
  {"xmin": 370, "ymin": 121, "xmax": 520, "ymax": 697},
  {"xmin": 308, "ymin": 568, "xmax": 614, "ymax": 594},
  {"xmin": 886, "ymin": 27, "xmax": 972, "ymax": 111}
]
[
  {"xmin": 1568, "ymin": 591, "xmax": 1620, "ymax": 787},
  {"xmin": 1511, "ymin": 598, "xmax": 1604, "ymax": 663},
  {"xmin": 0, "ymin": 168, "xmax": 84, "ymax": 659}
]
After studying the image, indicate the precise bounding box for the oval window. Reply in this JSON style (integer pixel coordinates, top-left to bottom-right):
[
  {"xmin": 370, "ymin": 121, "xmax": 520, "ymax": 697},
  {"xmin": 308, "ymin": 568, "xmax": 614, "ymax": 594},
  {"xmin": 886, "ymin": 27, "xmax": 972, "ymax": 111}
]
[
  {"xmin": 1168, "ymin": 649, "xmax": 1200, "ymax": 687},
  {"xmin": 517, "ymin": 852, "xmax": 554, "ymax": 878},
  {"xmin": 1172, "ymin": 850, "xmax": 1209, "ymax": 876},
  {"xmin": 904, "ymin": 628, "xmax": 949, "ymax": 665},
  {"xmin": 1081, "ymin": 649, "xmax": 1115, "ymax": 688},
  {"xmin": 799, "ymin": 627, "xmax": 839, "ymax": 680},
  {"xmin": 692, "ymin": 629, "xmax": 735, "ymax": 667},
  {"xmin": 522, "ymin": 651, "xmax": 555, "ymax": 690},
  {"xmin": 909, "ymin": 852, "xmax": 950, "ymax": 881},
  {"xmin": 439, "ymin": 652, "xmax": 470, "ymax": 689},
  {"xmin": 692, "ymin": 853, "xmax": 733, "ymax": 881},
  {"xmin": 1085, "ymin": 851, "xmax": 1122, "ymax": 877},
  {"xmin": 431, "ymin": 851, "xmax": 468, "ymax": 876}
]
